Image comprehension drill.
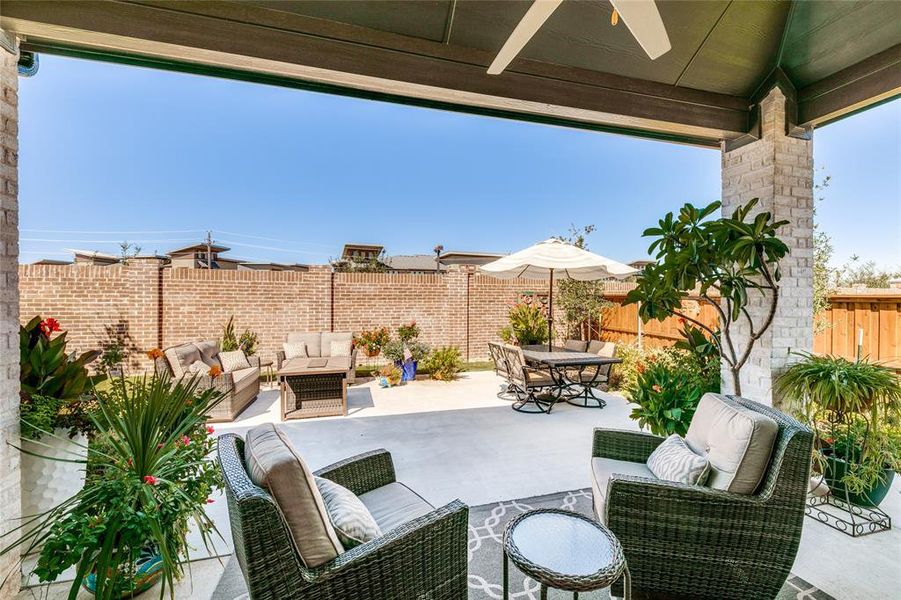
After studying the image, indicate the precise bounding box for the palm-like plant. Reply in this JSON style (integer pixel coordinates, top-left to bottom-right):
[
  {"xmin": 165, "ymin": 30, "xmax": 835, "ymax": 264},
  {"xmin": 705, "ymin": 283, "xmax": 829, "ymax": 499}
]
[{"xmin": 2, "ymin": 374, "xmax": 224, "ymax": 599}]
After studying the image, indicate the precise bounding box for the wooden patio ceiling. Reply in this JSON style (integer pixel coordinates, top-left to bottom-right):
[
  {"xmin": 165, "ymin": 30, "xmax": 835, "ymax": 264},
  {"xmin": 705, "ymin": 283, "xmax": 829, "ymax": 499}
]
[{"xmin": 2, "ymin": 0, "xmax": 900, "ymax": 148}]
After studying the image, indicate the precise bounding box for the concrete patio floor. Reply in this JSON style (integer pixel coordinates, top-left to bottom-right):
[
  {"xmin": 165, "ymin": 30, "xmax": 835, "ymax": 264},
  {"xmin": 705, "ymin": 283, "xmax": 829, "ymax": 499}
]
[{"xmin": 20, "ymin": 371, "xmax": 900, "ymax": 599}]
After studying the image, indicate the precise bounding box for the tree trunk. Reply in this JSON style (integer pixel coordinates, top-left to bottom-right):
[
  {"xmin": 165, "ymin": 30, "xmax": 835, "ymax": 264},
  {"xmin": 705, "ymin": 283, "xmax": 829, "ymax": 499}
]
[{"xmin": 731, "ymin": 368, "xmax": 742, "ymax": 396}]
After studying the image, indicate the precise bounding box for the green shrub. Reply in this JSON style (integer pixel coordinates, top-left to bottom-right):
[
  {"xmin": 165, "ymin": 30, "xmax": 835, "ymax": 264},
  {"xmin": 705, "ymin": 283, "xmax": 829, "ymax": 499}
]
[
  {"xmin": 220, "ymin": 316, "xmax": 258, "ymax": 356},
  {"xmin": 423, "ymin": 346, "xmax": 463, "ymax": 381},
  {"xmin": 500, "ymin": 302, "xmax": 548, "ymax": 345},
  {"xmin": 397, "ymin": 320, "xmax": 421, "ymax": 343},
  {"xmin": 626, "ymin": 361, "xmax": 705, "ymax": 436}
]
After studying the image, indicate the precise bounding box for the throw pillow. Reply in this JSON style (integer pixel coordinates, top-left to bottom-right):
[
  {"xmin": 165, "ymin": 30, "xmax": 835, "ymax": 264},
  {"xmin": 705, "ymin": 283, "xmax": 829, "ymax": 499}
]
[
  {"xmin": 283, "ymin": 342, "xmax": 308, "ymax": 360},
  {"xmin": 219, "ymin": 350, "xmax": 251, "ymax": 373},
  {"xmin": 329, "ymin": 340, "xmax": 352, "ymax": 358},
  {"xmin": 314, "ymin": 476, "xmax": 382, "ymax": 549},
  {"xmin": 186, "ymin": 360, "xmax": 208, "ymax": 374},
  {"xmin": 647, "ymin": 434, "xmax": 710, "ymax": 486}
]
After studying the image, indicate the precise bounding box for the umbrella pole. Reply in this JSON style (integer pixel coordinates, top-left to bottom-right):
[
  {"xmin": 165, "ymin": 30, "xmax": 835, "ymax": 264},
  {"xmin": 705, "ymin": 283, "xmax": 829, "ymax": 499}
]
[{"xmin": 548, "ymin": 268, "xmax": 554, "ymax": 351}]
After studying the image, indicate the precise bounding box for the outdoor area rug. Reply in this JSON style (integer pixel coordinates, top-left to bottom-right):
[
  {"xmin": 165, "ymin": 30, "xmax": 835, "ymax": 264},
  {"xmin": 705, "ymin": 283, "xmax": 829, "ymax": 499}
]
[
  {"xmin": 212, "ymin": 488, "xmax": 835, "ymax": 600},
  {"xmin": 468, "ymin": 489, "xmax": 836, "ymax": 600}
]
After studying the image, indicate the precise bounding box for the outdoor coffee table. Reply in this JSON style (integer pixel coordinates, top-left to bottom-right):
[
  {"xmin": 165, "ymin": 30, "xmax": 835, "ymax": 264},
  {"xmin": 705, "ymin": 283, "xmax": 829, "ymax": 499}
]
[
  {"xmin": 503, "ymin": 508, "xmax": 630, "ymax": 600},
  {"xmin": 278, "ymin": 357, "xmax": 349, "ymax": 420}
]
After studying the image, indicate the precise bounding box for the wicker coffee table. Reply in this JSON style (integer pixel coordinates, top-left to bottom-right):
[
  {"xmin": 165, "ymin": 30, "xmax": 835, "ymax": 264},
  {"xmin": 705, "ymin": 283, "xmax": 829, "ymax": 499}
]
[
  {"xmin": 502, "ymin": 508, "xmax": 630, "ymax": 599},
  {"xmin": 279, "ymin": 357, "xmax": 349, "ymax": 420}
]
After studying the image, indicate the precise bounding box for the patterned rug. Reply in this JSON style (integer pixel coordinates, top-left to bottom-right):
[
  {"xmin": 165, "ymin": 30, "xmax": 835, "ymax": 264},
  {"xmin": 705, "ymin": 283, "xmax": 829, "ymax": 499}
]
[
  {"xmin": 467, "ymin": 489, "xmax": 836, "ymax": 600},
  {"xmin": 212, "ymin": 488, "xmax": 835, "ymax": 599}
]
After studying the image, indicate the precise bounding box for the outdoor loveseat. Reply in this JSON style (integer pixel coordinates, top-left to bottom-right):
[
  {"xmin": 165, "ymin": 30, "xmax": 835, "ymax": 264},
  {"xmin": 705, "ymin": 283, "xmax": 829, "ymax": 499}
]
[
  {"xmin": 218, "ymin": 424, "xmax": 469, "ymax": 600},
  {"xmin": 276, "ymin": 331, "xmax": 359, "ymax": 384},
  {"xmin": 591, "ymin": 393, "xmax": 813, "ymax": 599},
  {"xmin": 154, "ymin": 340, "xmax": 260, "ymax": 422}
]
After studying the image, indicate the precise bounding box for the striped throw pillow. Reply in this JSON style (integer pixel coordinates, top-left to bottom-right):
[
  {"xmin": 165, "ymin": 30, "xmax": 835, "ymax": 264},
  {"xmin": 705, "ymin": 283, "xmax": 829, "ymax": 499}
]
[
  {"xmin": 647, "ymin": 434, "xmax": 710, "ymax": 485},
  {"xmin": 314, "ymin": 476, "xmax": 381, "ymax": 549},
  {"xmin": 219, "ymin": 350, "xmax": 251, "ymax": 373}
]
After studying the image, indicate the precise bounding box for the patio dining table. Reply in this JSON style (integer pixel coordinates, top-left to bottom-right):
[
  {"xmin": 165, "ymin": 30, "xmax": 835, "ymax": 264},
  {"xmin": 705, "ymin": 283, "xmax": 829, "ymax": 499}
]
[{"xmin": 521, "ymin": 346, "xmax": 621, "ymax": 410}]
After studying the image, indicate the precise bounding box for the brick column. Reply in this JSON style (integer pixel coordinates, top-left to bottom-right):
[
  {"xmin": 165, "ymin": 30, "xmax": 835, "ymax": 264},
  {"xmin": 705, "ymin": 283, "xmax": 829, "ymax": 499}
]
[
  {"xmin": 721, "ymin": 87, "xmax": 814, "ymax": 406},
  {"xmin": 0, "ymin": 39, "xmax": 20, "ymax": 600}
]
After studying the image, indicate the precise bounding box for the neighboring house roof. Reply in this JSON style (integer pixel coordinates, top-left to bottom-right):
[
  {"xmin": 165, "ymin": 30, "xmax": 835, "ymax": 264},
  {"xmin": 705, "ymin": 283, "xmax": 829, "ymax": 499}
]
[
  {"xmin": 341, "ymin": 243, "xmax": 384, "ymax": 258},
  {"xmin": 628, "ymin": 260, "xmax": 655, "ymax": 270},
  {"xmin": 66, "ymin": 248, "xmax": 119, "ymax": 261},
  {"xmin": 167, "ymin": 242, "xmax": 231, "ymax": 255},
  {"xmin": 238, "ymin": 262, "xmax": 310, "ymax": 271},
  {"xmin": 32, "ymin": 259, "xmax": 73, "ymax": 265},
  {"xmin": 384, "ymin": 254, "xmax": 444, "ymax": 272}
]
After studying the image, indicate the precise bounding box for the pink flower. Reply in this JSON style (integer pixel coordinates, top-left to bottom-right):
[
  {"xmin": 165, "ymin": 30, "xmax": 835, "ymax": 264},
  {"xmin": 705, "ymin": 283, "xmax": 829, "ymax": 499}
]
[
  {"xmin": 206, "ymin": 498, "xmax": 215, "ymax": 504},
  {"xmin": 652, "ymin": 384, "xmax": 662, "ymax": 393},
  {"xmin": 206, "ymin": 425, "xmax": 215, "ymax": 435},
  {"xmin": 179, "ymin": 435, "xmax": 191, "ymax": 446},
  {"xmin": 144, "ymin": 475, "xmax": 158, "ymax": 485},
  {"xmin": 157, "ymin": 443, "xmax": 164, "ymax": 449}
]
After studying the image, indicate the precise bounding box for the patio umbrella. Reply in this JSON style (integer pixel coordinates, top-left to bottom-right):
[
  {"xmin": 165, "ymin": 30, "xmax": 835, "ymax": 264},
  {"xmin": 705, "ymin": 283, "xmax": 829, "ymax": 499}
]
[{"xmin": 480, "ymin": 238, "xmax": 637, "ymax": 350}]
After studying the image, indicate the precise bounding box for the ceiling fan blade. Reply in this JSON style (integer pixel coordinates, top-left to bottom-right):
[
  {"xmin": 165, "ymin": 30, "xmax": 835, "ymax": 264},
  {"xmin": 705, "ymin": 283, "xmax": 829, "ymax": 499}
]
[
  {"xmin": 609, "ymin": 0, "xmax": 671, "ymax": 60},
  {"xmin": 487, "ymin": 0, "xmax": 564, "ymax": 75}
]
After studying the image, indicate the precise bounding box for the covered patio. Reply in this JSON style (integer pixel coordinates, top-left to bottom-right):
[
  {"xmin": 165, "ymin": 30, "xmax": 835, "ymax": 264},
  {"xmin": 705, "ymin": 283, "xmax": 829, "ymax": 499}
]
[{"xmin": 1, "ymin": 1, "xmax": 900, "ymax": 599}]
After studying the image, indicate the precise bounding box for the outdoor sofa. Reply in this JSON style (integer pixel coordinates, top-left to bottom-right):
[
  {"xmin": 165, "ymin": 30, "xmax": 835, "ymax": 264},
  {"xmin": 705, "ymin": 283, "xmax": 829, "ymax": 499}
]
[
  {"xmin": 591, "ymin": 393, "xmax": 813, "ymax": 599},
  {"xmin": 154, "ymin": 340, "xmax": 261, "ymax": 422},
  {"xmin": 276, "ymin": 331, "xmax": 359, "ymax": 384},
  {"xmin": 218, "ymin": 424, "xmax": 469, "ymax": 599}
]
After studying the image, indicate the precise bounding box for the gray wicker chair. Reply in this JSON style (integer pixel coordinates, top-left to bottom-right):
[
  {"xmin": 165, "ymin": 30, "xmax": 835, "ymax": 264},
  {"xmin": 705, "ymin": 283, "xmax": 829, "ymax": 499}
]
[
  {"xmin": 217, "ymin": 434, "xmax": 469, "ymax": 600},
  {"xmin": 488, "ymin": 342, "xmax": 515, "ymax": 399},
  {"xmin": 591, "ymin": 397, "xmax": 813, "ymax": 600},
  {"xmin": 502, "ymin": 344, "xmax": 555, "ymax": 413}
]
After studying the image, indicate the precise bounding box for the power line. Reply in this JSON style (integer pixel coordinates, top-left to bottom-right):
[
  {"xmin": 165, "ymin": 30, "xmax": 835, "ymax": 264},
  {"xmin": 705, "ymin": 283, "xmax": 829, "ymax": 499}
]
[
  {"xmin": 216, "ymin": 238, "xmax": 331, "ymax": 257},
  {"xmin": 21, "ymin": 228, "xmax": 205, "ymax": 235},
  {"xmin": 215, "ymin": 230, "xmax": 334, "ymax": 250},
  {"xmin": 21, "ymin": 237, "xmax": 199, "ymax": 244}
]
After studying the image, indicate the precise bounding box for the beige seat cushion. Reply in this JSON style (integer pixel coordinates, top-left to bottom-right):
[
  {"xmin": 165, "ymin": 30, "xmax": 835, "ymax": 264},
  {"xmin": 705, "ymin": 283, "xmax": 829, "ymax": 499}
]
[
  {"xmin": 321, "ymin": 332, "xmax": 353, "ymax": 357},
  {"xmin": 588, "ymin": 340, "xmax": 616, "ymax": 358},
  {"xmin": 287, "ymin": 333, "xmax": 322, "ymax": 357},
  {"xmin": 359, "ymin": 482, "xmax": 434, "ymax": 532},
  {"xmin": 244, "ymin": 424, "xmax": 342, "ymax": 567},
  {"xmin": 564, "ymin": 339, "xmax": 589, "ymax": 352},
  {"xmin": 231, "ymin": 367, "xmax": 259, "ymax": 392},
  {"xmin": 165, "ymin": 343, "xmax": 201, "ymax": 378},
  {"xmin": 685, "ymin": 393, "xmax": 778, "ymax": 495},
  {"xmin": 590, "ymin": 457, "xmax": 657, "ymax": 524}
]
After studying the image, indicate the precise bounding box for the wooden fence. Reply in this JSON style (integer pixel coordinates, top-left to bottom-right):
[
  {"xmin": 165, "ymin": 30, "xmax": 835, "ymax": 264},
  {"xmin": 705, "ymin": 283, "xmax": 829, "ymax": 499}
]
[{"xmin": 592, "ymin": 290, "xmax": 901, "ymax": 368}]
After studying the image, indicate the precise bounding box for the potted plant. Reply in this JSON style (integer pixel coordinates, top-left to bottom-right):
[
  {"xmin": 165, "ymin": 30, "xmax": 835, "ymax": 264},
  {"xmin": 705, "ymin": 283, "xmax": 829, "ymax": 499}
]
[
  {"xmin": 397, "ymin": 320, "xmax": 420, "ymax": 343},
  {"xmin": 220, "ymin": 315, "xmax": 259, "ymax": 355},
  {"xmin": 19, "ymin": 316, "xmax": 104, "ymax": 523},
  {"xmin": 498, "ymin": 302, "xmax": 548, "ymax": 346},
  {"xmin": 776, "ymin": 353, "xmax": 901, "ymax": 507},
  {"xmin": 356, "ymin": 327, "xmax": 390, "ymax": 358},
  {"xmin": 3, "ymin": 373, "xmax": 224, "ymax": 599},
  {"xmin": 422, "ymin": 346, "xmax": 463, "ymax": 381},
  {"xmin": 378, "ymin": 364, "xmax": 403, "ymax": 387},
  {"xmin": 382, "ymin": 338, "xmax": 430, "ymax": 382}
]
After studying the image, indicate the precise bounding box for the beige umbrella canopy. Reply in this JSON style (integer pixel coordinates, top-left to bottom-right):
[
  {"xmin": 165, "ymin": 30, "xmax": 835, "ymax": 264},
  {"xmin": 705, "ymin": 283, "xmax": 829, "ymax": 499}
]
[{"xmin": 480, "ymin": 238, "xmax": 637, "ymax": 350}]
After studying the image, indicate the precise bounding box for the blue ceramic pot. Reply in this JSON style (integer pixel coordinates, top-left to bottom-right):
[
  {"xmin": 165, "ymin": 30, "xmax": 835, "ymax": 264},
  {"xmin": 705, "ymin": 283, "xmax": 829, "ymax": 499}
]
[{"xmin": 395, "ymin": 359, "xmax": 418, "ymax": 382}]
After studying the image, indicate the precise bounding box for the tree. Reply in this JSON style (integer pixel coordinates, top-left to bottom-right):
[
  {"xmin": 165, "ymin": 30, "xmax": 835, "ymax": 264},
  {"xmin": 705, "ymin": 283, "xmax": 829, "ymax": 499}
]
[
  {"xmin": 118, "ymin": 240, "xmax": 142, "ymax": 265},
  {"xmin": 555, "ymin": 224, "xmax": 613, "ymax": 339},
  {"xmin": 624, "ymin": 199, "xmax": 790, "ymax": 396},
  {"xmin": 834, "ymin": 256, "xmax": 901, "ymax": 288},
  {"xmin": 812, "ymin": 174, "xmax": 833, "ymax": 334},
  {"xmin": 330, "ymin": 249, "xmax": 389, "ymax": 273}
]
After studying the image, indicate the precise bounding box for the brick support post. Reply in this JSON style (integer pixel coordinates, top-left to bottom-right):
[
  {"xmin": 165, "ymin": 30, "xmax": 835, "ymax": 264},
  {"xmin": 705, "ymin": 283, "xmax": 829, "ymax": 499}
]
[
  {"xmin": 0, "ymin": 38, "xmax": 20, "ymax": 600},
  {"xmin": 721, "ymin": 87, "xmax": 814, "ymax": 406}
]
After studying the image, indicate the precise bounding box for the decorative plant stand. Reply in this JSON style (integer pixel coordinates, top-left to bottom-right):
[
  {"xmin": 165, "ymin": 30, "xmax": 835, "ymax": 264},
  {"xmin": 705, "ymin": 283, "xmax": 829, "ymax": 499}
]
[{"xmin": 805, "ymin": 493, "xmax": 891, "ymax": 537}]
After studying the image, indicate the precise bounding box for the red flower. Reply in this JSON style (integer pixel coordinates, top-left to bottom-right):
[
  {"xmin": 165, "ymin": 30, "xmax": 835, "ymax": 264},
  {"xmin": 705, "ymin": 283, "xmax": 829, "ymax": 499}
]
[
  {"xmin": 126, "ymin": 458, "xmax": 133, "ymax": 467},
  {"xmin": 179, "ymin": 435, "xmax": 191, "ymax": 446},
  {"xmin": 206, "ymin": 425, "xmax": 215, "ymax": 435},
  {"xmin": 143, "ymin": 475, "xmax": 158, "ymax": 485},
  {"xmin": 652, "ymin": 384, "xmax": 662, "ymax": 393},
  {"xmin": 677, "ymin": 317, "xmax": 686, "ymax": 325},
  {"xmin": 39, "ymin": 317, "xmax": 61, "ymax": 337},
  {"xmin": 206, "ymin": 498, "xmax": 215, "ymax": 504},
  {"xmin": 157, "ymin": 443, "xmax": 164, "ymax": 449}
]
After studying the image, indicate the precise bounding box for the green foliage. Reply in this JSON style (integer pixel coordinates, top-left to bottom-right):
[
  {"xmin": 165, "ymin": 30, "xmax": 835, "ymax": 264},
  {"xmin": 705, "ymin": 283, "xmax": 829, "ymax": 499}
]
[
  {"xmin": 19, "ymin": 394, "xmax": 63, "ymax": 441},
  {"xmin": 834, "ymin": 255, "xmax": 901, "ymax": 289},
  {"xmin": 378, "ymin": 364, "xmax": 402, "ymax": 386},
  {"xmin": 776, "ymin": 353, "xmax": 901, "ymax": 494},
  {"xmin": 673, "ymin": 324, "xmax": 721, "ymax": 391},
  {"xmin": 812, "ymin": 173, "xmax": 833, "ymax": 334},
  {"xmin": 4, "ymin": 374, "xmax": 224, "ymax": 600},
  {"xmin": 624, "ymin": 199, "xmax": 790, "ymax": 395},
  {"xmin": 356, "ymin": 327, "xmax": 391, "ymax": 355},
  {"xmin": 381, "ymin": 339, "xmax": 430, "ymax": 362},
  {"xmin": 422, "ymin": 346, "xmax": 463, "ymax": 381},
  {"xmin": 331, "ymin": 249, "xmax": 389, "ymax": 273},
  {"xmin": 500, "ymin": 302, "xmax": 549, "ymax": 346},
  {"xmin": 220, "ymin": 316, "xmax": 258, "ymax": 356},
  {"xmin": 397, "ymin": 321, "xmax": 421, "ymax": 343},
  {"xmin": 626, "ymin": 361, "xmax": 705, "ymax": 437}
]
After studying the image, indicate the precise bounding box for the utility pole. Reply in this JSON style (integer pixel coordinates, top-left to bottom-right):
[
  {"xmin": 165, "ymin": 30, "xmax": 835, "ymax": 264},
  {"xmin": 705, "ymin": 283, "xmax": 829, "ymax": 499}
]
[{"xmin": 206, "ymin": 230, "xmax": 213, "ymax": 270}]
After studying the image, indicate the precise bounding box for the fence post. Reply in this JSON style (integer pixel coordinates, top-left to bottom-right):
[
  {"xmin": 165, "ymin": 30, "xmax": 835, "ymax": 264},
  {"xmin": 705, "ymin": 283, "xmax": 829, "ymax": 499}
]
[{"xmin": 637, "ymin": 300, "xmax": 643, "ymax": 349}]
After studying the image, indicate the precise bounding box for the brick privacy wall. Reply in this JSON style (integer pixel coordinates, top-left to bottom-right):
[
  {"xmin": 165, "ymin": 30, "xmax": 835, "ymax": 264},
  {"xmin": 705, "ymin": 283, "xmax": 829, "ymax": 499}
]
[
  {"xmin": 720, "ymin": 87, "xmax": 814, "ymax": 406},
  {"xmin": 0, "ymin": 43, "xmax": 19, "ymax": 600}
]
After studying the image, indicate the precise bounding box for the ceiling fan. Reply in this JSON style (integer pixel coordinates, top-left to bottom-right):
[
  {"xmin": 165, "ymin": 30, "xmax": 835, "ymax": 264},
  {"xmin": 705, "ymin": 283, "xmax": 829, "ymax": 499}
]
[{"xmin": 487, "ymin": 0, "xmax": 671, "ymax": 75}]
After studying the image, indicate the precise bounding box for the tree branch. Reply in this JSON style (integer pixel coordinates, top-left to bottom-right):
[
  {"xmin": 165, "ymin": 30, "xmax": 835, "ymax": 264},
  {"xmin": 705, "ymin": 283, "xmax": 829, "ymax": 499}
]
[{"xmin": 668, "ymin": 309, "xmax": 733, "ymax": 367}]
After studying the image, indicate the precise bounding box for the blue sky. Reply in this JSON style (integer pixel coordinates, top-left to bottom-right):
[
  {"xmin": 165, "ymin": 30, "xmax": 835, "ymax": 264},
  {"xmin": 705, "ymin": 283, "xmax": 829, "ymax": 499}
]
[{"xmin": 18, "ymin": 55, "xmax": 900, "ymax": 268}]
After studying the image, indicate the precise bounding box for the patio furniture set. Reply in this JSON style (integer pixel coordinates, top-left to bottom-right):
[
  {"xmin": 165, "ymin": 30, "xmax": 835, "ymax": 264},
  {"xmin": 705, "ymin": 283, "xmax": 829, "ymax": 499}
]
[
  {"xmin": 488, "ymin": 339, "xmax": 621, "ymax": 413},
  {"xmin": 217, "ymin": 392, "xmax": 813, "ymax": 599},
  {"xmin": 154, "ymin": 331, "xmax": 360, "ymax": 422}
]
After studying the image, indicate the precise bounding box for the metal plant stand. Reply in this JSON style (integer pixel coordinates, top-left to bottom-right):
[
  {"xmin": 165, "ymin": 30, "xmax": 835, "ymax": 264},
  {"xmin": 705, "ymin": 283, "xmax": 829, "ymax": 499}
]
[{"xmin": 805, "ymin": 487, "xmax": 892, "ymax": 537}]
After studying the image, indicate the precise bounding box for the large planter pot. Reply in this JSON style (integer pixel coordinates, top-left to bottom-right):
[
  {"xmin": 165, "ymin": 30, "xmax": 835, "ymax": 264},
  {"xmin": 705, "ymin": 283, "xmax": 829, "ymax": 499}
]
[
  {"xmin": 395, "ymin": 359, "xmax": 418, "ymax": 382},
  {"xmin": 822, "ymin": 451, "xmax": 895, "ymax": 508},
  {"xmin": 83, "ymin": 545, "xmax": 164, "ymax": 598},
  {"xmin": 21, "ymin": 429, "xmax": 87, "ymax": 521}
]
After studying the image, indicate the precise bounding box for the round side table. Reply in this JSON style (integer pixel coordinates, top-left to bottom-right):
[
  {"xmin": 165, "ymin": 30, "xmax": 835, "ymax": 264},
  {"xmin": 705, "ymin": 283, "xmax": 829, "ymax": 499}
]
[{"xmin": 502, "ymin": 508, "xmax": 630, "ymax": 600}]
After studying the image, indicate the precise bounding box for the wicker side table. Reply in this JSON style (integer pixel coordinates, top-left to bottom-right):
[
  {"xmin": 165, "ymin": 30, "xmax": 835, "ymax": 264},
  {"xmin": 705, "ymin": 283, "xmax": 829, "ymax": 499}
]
[
  {"xmin": 503, "ymin": 508, "xmax": 630, "ymax": 600},
  {"xmin": 279, "ymin": 360, "xmax": 348, "ymax": 420}
]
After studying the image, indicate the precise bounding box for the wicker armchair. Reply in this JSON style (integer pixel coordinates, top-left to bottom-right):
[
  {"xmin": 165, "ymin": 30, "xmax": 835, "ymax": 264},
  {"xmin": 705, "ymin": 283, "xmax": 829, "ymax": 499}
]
[
  {"xmin": 217, "ymin": 434, "xmax": 469, "ymax": 600},
  {"xmin": 591, "ymin": 397, "xmax": 813, "ymax": 599}
]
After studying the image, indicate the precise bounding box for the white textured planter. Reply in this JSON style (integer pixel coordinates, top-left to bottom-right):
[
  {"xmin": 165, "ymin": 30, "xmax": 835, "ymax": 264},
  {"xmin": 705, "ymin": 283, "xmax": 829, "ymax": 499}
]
[{"xmin": 20, "ymin": 429, "xmax": 87, "ymax": 520}]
